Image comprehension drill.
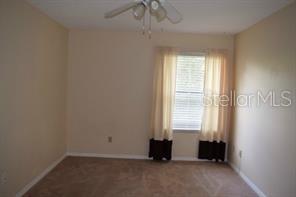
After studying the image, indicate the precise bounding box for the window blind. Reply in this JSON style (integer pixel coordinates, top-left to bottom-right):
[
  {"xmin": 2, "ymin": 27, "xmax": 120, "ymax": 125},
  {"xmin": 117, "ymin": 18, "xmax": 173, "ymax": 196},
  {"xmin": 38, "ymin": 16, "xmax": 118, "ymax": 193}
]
[{"xmin": 173, "ymin": 55, "xmax": 205, "ymax": 131}]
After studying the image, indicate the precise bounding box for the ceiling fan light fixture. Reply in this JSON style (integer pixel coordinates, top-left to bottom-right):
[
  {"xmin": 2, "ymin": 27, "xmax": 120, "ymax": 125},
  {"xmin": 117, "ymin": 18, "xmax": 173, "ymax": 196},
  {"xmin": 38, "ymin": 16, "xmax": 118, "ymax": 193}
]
[
  {"xmin": 150, "ymin": 0, "xmax": 160, "ymax": 16},
  {"xmin": 133, "ymin": 3, "xmax": 146, "ymax": 20},
  {"xmin": 105, "ymin": 0, "xmax": 183, "ymax": 38},
  {"xmin": 151, "ymin": 0, "xmax": 160, "ymax": 10},
  {"xmin": 155, "ymin": 6, "xmax": 167, "ymax": 22}
]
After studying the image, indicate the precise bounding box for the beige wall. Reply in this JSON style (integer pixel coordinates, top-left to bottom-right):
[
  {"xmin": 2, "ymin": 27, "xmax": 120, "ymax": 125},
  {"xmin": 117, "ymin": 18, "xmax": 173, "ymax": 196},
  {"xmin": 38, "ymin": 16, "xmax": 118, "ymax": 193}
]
[
  {"xmin": 67, "ymin": 30, "xmax": 234, "ymax": 158},
  {"xmin": 230, "ymin": 2, "xmax": 296, "ymax": 197},
  {"xmin": 0, "ymin": 0, "xmax": 68, "ymax": 196}
]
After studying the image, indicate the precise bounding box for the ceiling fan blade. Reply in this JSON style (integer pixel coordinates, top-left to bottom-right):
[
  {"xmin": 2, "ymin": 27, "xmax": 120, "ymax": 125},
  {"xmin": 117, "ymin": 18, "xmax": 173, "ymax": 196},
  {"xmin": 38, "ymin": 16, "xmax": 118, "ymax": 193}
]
[
  {"xmin": 159, "ymin": 0, "xmax": 182, "ymax": 24},
  {"xmin": 105, "ymin": 1, "xmax": 141, "ymax": 19}
]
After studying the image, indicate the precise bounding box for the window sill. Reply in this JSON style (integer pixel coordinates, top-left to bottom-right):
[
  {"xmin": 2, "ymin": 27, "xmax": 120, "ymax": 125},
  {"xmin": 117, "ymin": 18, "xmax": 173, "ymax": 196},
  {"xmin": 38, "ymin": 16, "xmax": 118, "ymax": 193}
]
[{"xmin": 173, "ymin": 129, "xmax": 200, "ymax": 134}]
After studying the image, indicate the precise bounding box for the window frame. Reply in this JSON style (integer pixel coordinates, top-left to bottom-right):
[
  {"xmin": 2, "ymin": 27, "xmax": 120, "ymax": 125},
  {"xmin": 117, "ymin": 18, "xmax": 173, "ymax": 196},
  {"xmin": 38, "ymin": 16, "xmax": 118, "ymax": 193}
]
[{"xmin": 173, "ymin": 52, "xmax": 206, "ymax": 134}]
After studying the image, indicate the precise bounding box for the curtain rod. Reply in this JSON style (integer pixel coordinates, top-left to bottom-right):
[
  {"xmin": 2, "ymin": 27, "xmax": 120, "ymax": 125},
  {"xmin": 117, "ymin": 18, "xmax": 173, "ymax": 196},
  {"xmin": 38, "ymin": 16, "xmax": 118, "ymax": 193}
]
[{"xmin": 157, "ymin": 47, "xmax": 228, "ymax": 53}]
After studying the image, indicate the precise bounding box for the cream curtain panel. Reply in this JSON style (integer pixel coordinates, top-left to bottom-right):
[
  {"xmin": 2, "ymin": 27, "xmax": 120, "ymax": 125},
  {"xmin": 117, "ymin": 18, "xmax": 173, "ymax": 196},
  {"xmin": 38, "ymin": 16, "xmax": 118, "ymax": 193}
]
[
  {"xmin": 200, "ymin": 50, "xmax": 230, "ymax": 142},
  {"xmin": 150, "ymin": 47, "xmax": 177, "ymax": 141}
]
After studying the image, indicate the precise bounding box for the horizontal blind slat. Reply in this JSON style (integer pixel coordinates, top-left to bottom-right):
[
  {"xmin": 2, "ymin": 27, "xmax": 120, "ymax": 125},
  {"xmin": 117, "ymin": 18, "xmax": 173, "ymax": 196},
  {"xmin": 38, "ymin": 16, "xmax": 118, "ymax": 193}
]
[{"xmin": 173, "ymin": 55, "xmax": 205, "ymax": 130}]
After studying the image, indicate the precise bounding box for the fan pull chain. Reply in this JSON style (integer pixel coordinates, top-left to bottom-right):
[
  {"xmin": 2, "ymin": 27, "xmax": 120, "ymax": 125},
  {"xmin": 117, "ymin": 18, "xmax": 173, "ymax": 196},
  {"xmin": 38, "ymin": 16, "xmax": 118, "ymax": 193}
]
[
  {"xmin": 142, "ymin": 11, "xmax": 146, "ymax": 35},
  {"xmin": 148, "ymin": 12, "xmax": 152, "ymax": 39}
]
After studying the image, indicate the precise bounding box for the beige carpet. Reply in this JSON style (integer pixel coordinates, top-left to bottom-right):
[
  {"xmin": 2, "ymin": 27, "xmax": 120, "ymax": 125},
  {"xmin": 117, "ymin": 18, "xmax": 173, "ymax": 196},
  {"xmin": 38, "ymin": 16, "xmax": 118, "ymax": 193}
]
[{"xmin": 24, "ymin": 157, "xmax": 257, "ymax": 197}]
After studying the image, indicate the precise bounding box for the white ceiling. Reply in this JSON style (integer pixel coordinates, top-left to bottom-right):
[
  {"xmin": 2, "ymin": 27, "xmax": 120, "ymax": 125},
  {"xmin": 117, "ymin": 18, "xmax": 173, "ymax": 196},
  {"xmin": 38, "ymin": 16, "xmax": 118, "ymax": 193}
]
[{"xmin": 27, "ymin": 0, "xmax": 294, "ymax": 34}]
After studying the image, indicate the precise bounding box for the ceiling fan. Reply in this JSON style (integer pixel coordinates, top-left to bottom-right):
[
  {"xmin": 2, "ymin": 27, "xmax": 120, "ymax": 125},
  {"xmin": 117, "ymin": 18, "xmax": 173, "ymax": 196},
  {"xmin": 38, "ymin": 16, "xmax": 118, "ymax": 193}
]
[{"xmin": 104, "ymin": 0, "xmax": 183, "ymax": 37}]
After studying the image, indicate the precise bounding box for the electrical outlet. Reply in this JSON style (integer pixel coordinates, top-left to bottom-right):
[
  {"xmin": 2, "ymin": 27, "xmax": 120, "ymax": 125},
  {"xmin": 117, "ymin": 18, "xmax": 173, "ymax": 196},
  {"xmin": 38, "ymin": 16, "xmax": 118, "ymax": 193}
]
[
  {"xmin": 0, "ymin": 171, "xmax": 7, "ymax": 185},
  {"xmin": 239, "ymin": 150, "xmax": 242, "ymax": 158},
  {"xmin": 108, "ymin": 136, "xmax": 112, "ymax": 143}
]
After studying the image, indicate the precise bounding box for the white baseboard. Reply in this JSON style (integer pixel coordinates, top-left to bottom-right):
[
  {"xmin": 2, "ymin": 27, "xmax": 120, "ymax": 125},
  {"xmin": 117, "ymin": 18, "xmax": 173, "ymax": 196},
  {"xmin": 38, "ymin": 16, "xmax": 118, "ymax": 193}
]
[
  {"xmin": 66, "ymin": 152, "xmax": 210, "ymax": 162},
  {"xmin": 172, "ymin": 156, "xmax": 206, "ymax": 161},
  {"xmin": 228, "ymin": 162, "xmax": 266, "ymax": 197},
  {"xmin": 16, "ymin": 154, "xmax": 66, "ymax": 197},
  {"xmin": 67, "ymin": 152, "xmax": 149, "ymax": 160}
]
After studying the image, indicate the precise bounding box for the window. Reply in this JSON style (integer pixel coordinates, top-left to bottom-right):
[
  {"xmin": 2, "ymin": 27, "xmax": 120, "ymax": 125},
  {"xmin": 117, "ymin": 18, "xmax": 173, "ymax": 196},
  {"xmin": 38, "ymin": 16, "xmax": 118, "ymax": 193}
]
[{"xmin": 173, "ymin": 54, "xmax": 205, "ymax": 131}]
